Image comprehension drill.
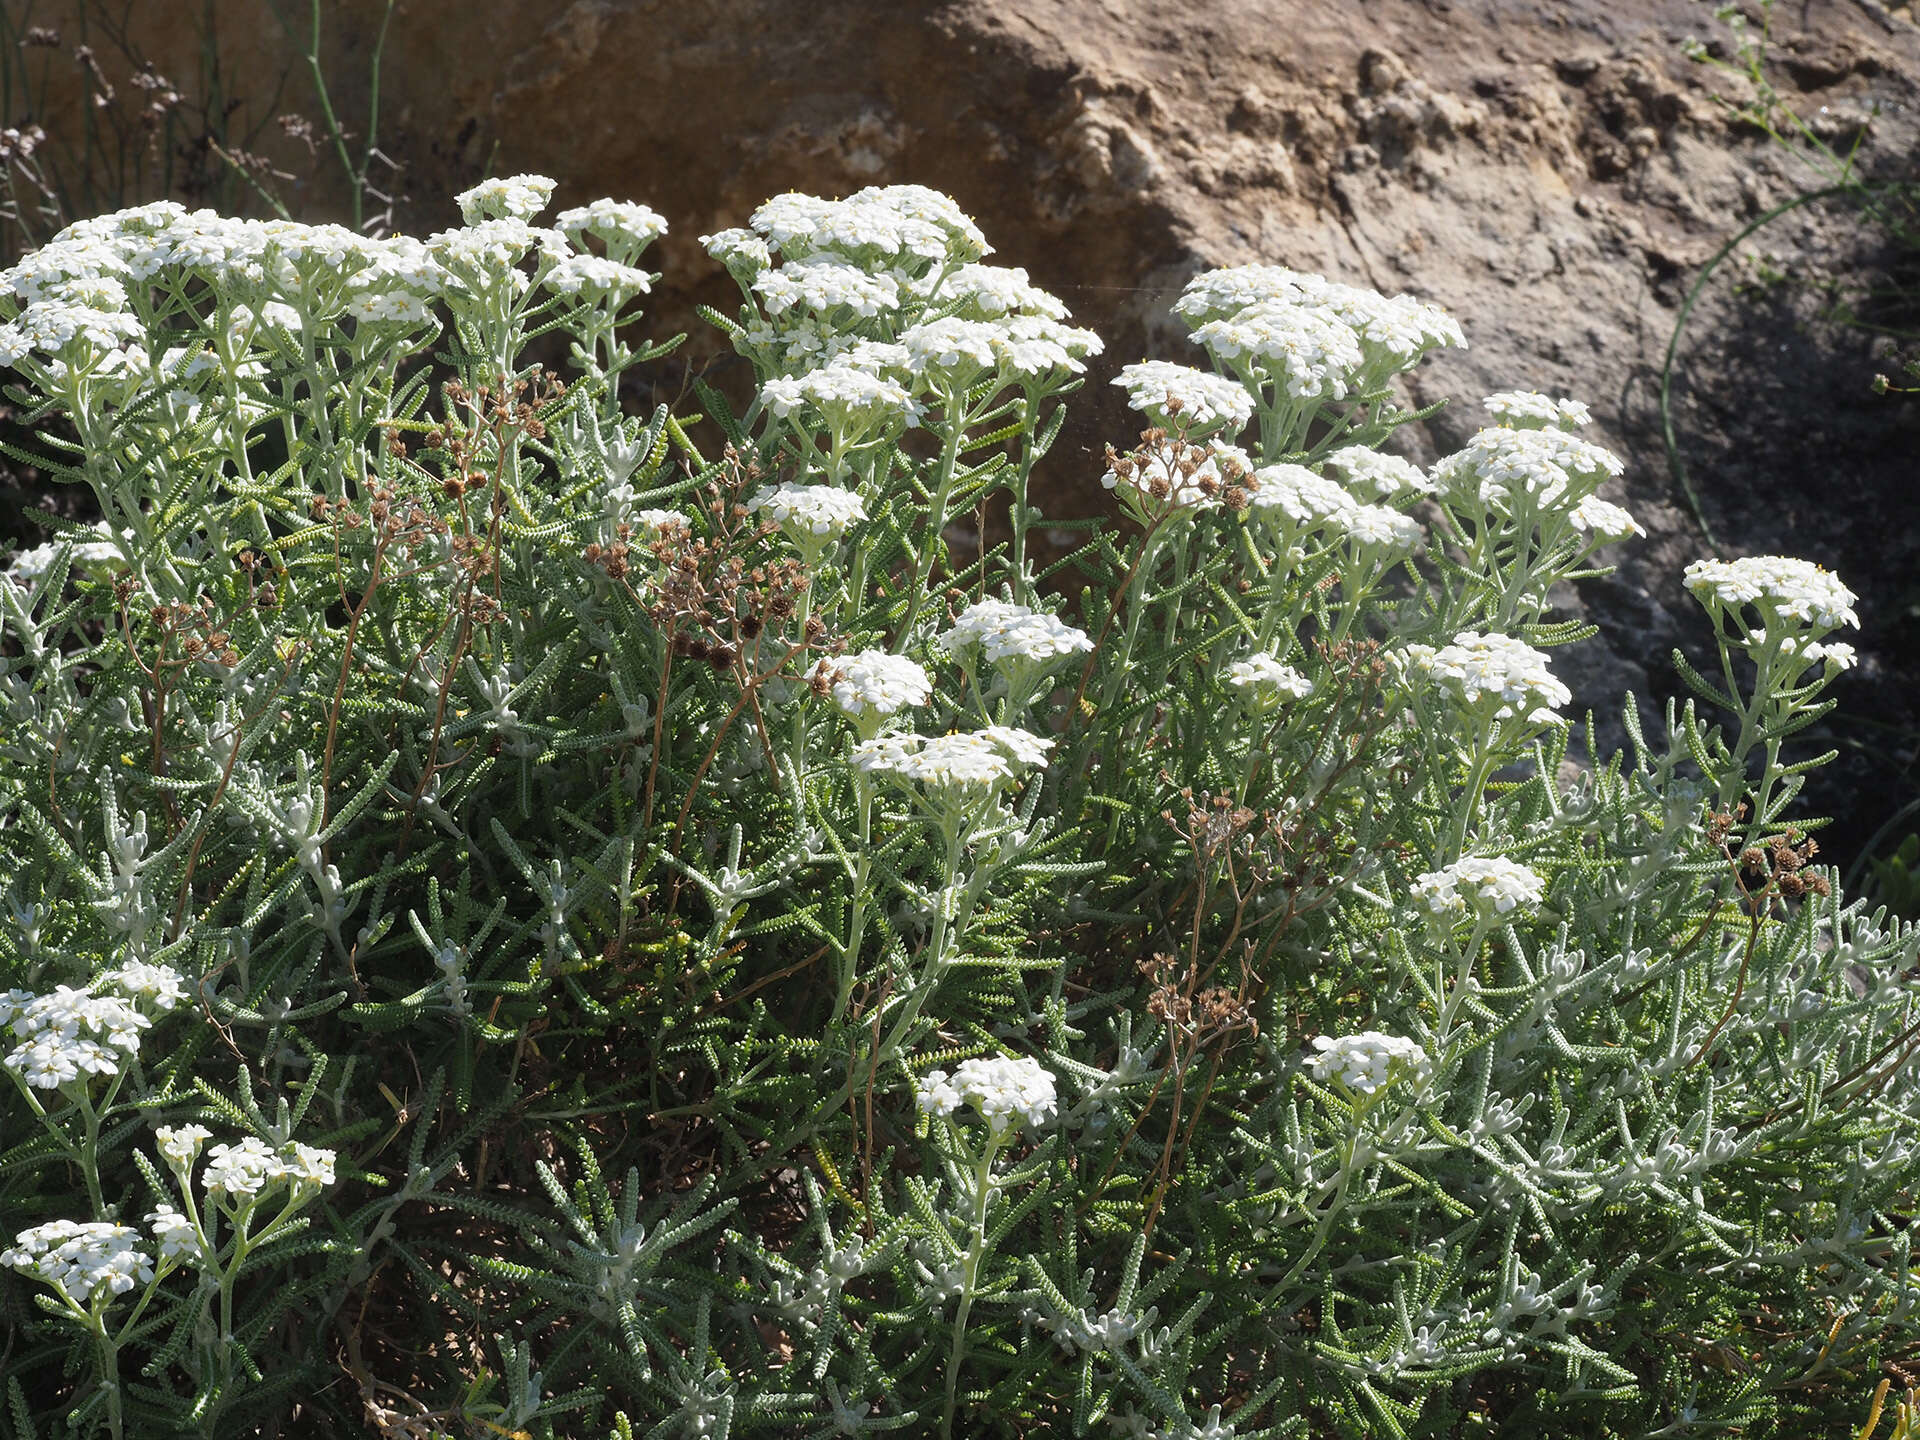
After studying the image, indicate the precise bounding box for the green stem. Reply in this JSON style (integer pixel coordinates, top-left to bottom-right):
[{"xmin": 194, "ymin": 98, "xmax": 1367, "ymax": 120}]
[
  {"xmin": 93, "ymin": 1322, "xmax": 123, "ymax": 1440},
  {"xmin": 836, "ymin": 776, "xmax": 875, "ymax": 1020},
  {"xmin": 1448, "ymin": 737, "xmax": 1499, "ymax": 863},
  {"xmin": 895, "ymin": 388, "xmax": 964, "ymax": 651},
  {"xmin": 941, "ymin": 1133, "xmax": 1004, "ymax": 1440}
]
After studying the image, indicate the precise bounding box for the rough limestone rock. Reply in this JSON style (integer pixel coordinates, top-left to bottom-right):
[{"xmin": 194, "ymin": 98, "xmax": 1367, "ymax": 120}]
[{"xmin": 16, "ymin": 0, "xmax": 1920, "ymax": 845}]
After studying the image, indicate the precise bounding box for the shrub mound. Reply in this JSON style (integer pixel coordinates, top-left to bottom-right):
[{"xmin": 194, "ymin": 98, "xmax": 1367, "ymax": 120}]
[{"xmin": 0, "ymin": 176, "xmax": 1914, "ymax": 1439}]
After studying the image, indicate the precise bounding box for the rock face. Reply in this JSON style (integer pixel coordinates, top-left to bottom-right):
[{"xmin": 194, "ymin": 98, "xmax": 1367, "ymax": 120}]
[{"xmin": 12, "ymin": 0, "xmax": 1920, "ymax": 848}]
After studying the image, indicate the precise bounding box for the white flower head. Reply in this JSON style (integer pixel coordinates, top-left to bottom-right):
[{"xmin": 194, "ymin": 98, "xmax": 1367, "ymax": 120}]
[
  {"xmin": 851, "ymin": 728, "xmax": 1049, "ymax": 796},
  {"xmin": 1683, "ymin": 555, "xmax": 1858, "ymax": 634},
  {"xmin": 1112, "ymin": 361, "xmax": 1254, "ymax": 434},
  {"xmin": 1414, "ymin": 631, "xmax": 1571, "ymax": 724},
  {"xmin": 101, "ymin": 962, "xmax": 186, "ymax": 1012},
  {"xmin": 1433, "ymin": 426, "xmax": 1623, "ymax": 515},
  {"xmin": 543, "ymin": 254, "xmax": 652, "ymax": 300},
  {"xmin": 941, "ymin": 263, "xmax": 1069, "ymax": 320},
  {"xmin": 753, "ymin": 260, "xmax": 900, "ymax": 319},
  {"xmin": 1483, "ymin": 390, "xmax": 1592, "ymax": 431},
  {"xmin": 1246, "ymin": 463, "xmax": 1358, "ymax": 533},
  {"xmin": 1227, "ymin": 653, "xmax": 1314, "ymax": 703},
  {"xmin": 201, "ymin": 1138, "xmax": 281, "ymax": 1202},
  {"xmin": 1322, "ymin": 445, "xmax": 1434, "ymax": 500},
  {"xmin": 1412, "ymin": 856, "xmax": 1546, "ymax": 919},
  {"xmin": 702, "ymin": 227, "xmax": 774, "ymax": 280},
  {"xmin": 746, "ymin": 483, "xmax": 866, "ymax": 547},
  {"xmin": 1308, "ymin": 1032, "xmax": 1430, "ymax": 1096},
  {"xmin": 2, "ymin": 1220, "xmax": 153, "ymax": 1301},
  {"xmin": 147, "ymin": 1205, "xmax": 201, "ymax": 1264},
  {"xmin": 555, "ymin": 199, "xmax": 667, "ymax": 260},
  {"xmin": 899, "ymin": 316, "xmax": 1005, "ymax": 386},
  {"xmin": 1190, "ymin": 299, "xmax": 1365, "ymax": 400},
  {"xmin": 156, "ymin": 1124, "xmax": 213, "ymax": 1172},
  {"xmin": 1175, "ymin": 264, "xmax": 1329, "ymax": 326},
  {"xmin": 824, "ymin": 650, "xmax": 933, "ymax": 726},
  {"xmin": 456, "ymin": 174, "xmax": 556, "ymax": 225},
  {"xmin": 1568, "ymin": 495, "xmax": 1645, "ymax": 545},
  {"xmin": 3, "ymin": 987, "xmax": 152, "ymax": 1089},
  {"xmin": 1777, "ymin": 635, "xmax": 1858, "ymax": 673},
  {"xmin": 1344, "ymin": 504, "xmax": 1424, "ymax": 558},
  {"xmin": 938, "ymin": 600, "xmax": 1093, "ymax": 670},
  {"xmin": 992, "ymin": 314, "xmax": 1103, "ymax": 380},
  {"xmin": 916, "ymin": 1054, "xmax": 1057, "ymax": 1133},
  {"xmin": 281, "ymin": 1141, "xmax": 337, "ymax": 1189},
  {"xmin": 759, "ymin": 347, "xmax": 919, "ymax": 442}
]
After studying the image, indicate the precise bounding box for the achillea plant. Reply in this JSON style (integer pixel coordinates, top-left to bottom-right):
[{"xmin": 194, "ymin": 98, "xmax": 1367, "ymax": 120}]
[{"xmin": 0, "ymin": 175, "xmax": 1914, "ymax": 1440}]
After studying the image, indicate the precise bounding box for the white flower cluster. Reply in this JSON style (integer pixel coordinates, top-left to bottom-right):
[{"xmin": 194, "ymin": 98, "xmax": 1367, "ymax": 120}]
[
  {"xmin": 1411, "ymin": 856, "xmax": 1546, "ymax": 919},
  {"xmin": 456, "ymin": 173, "xmax": 557, "ymax": 224},
  {"xmin": 851, "ymin": 727, "xmax": 1052, "ymax": 792},
  {"xmin": 0, "ymin": 178, "xmax": 667, "ymax": 405},
  {"xmin": 760, "ymin": 346, "xmax": 920, "ymax": 431},
  {"xmin": 199, "ymin": 1135, "xmax": 337, "ymax": 1202},
  {"xmin": 146, "ymin": 1204, "xmax": 199, "ymax": 1263},
  {"xmin": 1245, "ymin": 464, "xmax": 1420, "ymax": 555},
  {"xmin": 1568, "ymin": 495, "xmax": 1645, "ymax": 545},
  {"xmin": 938, "ymin": 599, "xmax": 1093, "ymax": 669},
  {"xmin": 1322, "ymin": 445, "xmax": 1434, "ymax": 500},
  {"xmin": 1483, "ymin": 390, "xmax": 1593, "ymax": 431},
  {"xmin": 1191, "ymin": 301, "xmax": 1364, "ymax": 401},
  {"xmin": 1308, "ymin": 1032, "xmax": 1430, "ymax": 1096},
  {"xmin": 1176, "ymin": 264, "xmax": 1465, "ymax": 398},
  {"xmin": 1683, "ymin": 555, "xmax": 1859, "ymax": 633},
  {"xmin": 1226, "ymin": 653, "xmax": 1314, "ymax": 701},
  {"xmin": 706, "ymin": 186, "xmax": 1098, "ymax": 428},
  {"xmin": 826, "ymin": 651, "xmax": 934, "ymax": 724},
  {"xmin": 555, "ymin": 199, "xmax": 668, "ymax": 260},
  {"xmin": 754, "ymin": 260, "xmax": 901, "ymax": 320},
  {"xmin": 2, "ymin": 1220, "xmax": 152, "ymax": 1301},
  {"xmin": 543, "ymin": 254, "xmax": 652, "ymax": 300},
  {"xmin": 1411, "ymin": 631, "xmax": 1571, "ymax": 724},
  {"xmin": 1111, "ymin": 361, "xmax": 1255, "ymax": 433},
  {"xmin": 745, "ymin": 483, "xmax": 867, "ymax": 543},
  {"xmin": 156, "ymin": 1123, "xmax": 213, "ymax": 1171},
  {"xmin": 916, "ymin": 1054, "xmax": 1057, "ymax": 1134},
  {"xmin": 100, "ymin": 961, "xmax": 188, "ymax": 1009},
  {"xmin": 1776, "ymin": 634, "xmax": 1858, "ymax": 672},
  {"xmin": 1343, "ymin": 504, "xmax": 1425, "ymax": 556},
  {"xmin": 6, "ymin": 525, "xmax": 123, "ymax": 587},
  {"xmin": 744, "ymin": 185, "xmax": 989, "ymax": 268},
  {"xmin": 899, "ymin": 316, "xmax": 1002, "ymax": 384},
  {"xmin": 941, "ymin": 263, "xmax": 1069, "ymax": 320},
  {"xmin": 1432, "ymin": 423, "xmax": 1624, "ymax": 516},
  {"xmin": 1247, "ymin": 463, "xmax": 1357, "ymax": 529},
  {"xmin": 0, "ymin": 967, "xmax": 181, "ymax": 1089}
]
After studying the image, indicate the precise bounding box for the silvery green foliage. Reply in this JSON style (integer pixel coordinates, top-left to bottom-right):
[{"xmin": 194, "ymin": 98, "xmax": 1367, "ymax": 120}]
[{"xmin": 0, "ymin": 175, "xmax": 1914, "ymax": 1440}]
